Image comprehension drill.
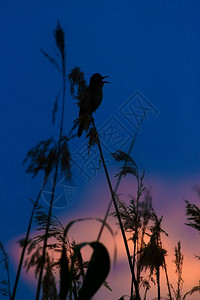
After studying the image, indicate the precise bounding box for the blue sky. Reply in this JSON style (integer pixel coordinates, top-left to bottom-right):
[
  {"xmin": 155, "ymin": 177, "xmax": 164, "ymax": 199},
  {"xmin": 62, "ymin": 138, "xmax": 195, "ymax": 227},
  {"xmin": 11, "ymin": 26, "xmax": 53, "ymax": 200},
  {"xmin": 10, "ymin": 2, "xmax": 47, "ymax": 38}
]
[{"xmin": 1, "ymin": 1, "xmax": 200, "ymax": 299}]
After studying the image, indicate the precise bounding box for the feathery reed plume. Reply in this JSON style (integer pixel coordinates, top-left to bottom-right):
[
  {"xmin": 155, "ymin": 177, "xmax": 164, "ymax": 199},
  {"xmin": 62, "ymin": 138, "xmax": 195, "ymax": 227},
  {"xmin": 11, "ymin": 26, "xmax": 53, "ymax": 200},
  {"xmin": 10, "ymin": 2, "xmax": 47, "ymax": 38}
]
[
  {"xmin": 0, "ymin": 242, "xmax": 11, "ymax": 299},
  {"xmin": 35, "ymin": 21, "xmax": 68, "ymax": 300}
]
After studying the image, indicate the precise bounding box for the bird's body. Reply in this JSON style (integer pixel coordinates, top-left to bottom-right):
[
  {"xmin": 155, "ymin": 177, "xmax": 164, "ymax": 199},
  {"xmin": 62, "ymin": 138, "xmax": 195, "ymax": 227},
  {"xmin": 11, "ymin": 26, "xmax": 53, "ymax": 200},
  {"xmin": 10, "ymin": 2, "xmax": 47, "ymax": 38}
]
[{"xmin": 78, "ymin": 73, "xmax": 108, "ymax": 137}]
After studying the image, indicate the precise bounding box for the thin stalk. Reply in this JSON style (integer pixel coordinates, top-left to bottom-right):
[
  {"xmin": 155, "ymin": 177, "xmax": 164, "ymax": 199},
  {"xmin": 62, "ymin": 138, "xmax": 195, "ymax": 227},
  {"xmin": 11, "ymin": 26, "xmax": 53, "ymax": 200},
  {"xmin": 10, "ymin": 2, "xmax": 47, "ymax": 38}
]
[
  {"xmin": 164, "ymin": 256, "xmax": 172, "ymax": 300},
  {"xmin": 1, "ymin": 243, "xmax": 12, "ymax": 300},
  {"xmin": 130, "ymin": 172, "xmax": 140, "ymax": 298},
  {"xmin": 144, "ymin": 287, "xmax": 148, "ymax": 300},
  {"xmin": 156, "ymin": 234, "xmax": 162, "ymax": 300},
  {"xmin": 158, "ymin": 239, "xmax": 172, "ymax": 300},
  {"xmin": 11, "ymin": 178, "xmax": 47, "ymax": 300},
  {"xmin": 72, "ymin": 280, "xmax": 78, "ymax": 300},
  {"xmin": 156, "ymin": 267, "xmax": 161, "ymax": 300},
  {"xmin": 35, "ymin": 47, "xmax": 66, "ymax": 300},
  {"xmin": 137, "ymin": 190, "xmax": 152, "ymax": 284},
  {"xmin": 97, "ymin": 132, "xmax": 138, "ymax": 241},
  {"xmin": 136, "ymin": 222, "xmax": 146, "ymax": 284},
  {"xmin": 130, "ymin": 239, "xmax": 137, "ymax": 297},
  {"xmin": 7, "ymin": 264, "xmax": 11, "ymax": 300},
  {"xmin": 92, "ymin": 119, "xmax": 140, "ymax": 300},
  {"xmin": 35, "ymin": 165, "xmax": 59, "ymax": 300}
]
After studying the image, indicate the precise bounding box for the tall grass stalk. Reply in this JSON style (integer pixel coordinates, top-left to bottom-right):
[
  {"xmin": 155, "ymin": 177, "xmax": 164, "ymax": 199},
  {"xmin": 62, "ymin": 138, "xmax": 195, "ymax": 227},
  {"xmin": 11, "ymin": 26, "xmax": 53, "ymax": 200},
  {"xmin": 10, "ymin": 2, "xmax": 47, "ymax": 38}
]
[
  {"xmin": 96, "ymin": 129, "xmax": 141, "ymax": 299},
  {"xmin": 0, "ymin": 242, "xmax": 11, "ymax": 300},
  {"xmin": 35, "ymin": 23, "xmax": 66, "ymax": 300},
  {"xmin": 163, "ymin": 258, "xmax": 172, "ymax": 300},
  {"xmin": 130, "ymin": 163, "xmax": 140, "ymax": 298},
  {"xmin": 11, "ymin": 179, "xmax": 47, "ymax": 300},
  {"xmin": 92, "ymin": 119, "xmax": 140, "ymax": 300},
  {"xmin": 97, "ymin": 133, "xmax": 138, "ymax": 241}
]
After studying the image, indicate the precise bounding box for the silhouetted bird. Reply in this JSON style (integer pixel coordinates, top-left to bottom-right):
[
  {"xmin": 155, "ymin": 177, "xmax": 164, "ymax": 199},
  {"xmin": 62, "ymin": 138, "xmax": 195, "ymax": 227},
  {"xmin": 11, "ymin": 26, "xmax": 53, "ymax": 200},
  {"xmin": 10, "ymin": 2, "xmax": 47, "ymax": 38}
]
[{"xmin": 78, "ymin": 73, "xmax": 109, "ymax": 137}]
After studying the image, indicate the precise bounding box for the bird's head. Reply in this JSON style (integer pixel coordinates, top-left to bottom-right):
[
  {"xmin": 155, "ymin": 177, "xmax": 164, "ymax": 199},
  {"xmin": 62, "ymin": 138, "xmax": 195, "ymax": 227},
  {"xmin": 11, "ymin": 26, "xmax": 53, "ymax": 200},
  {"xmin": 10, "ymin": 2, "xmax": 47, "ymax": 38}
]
[{"xmin": 89, "ymin": 73, "xmax": 109, "ymax": 88}]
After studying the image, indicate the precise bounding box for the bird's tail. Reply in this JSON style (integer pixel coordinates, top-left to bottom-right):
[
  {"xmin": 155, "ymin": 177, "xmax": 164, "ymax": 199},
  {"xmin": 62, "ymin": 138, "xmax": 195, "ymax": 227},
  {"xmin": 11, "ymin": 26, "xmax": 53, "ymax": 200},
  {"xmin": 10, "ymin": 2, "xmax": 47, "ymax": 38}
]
[
  {"xmin": 77, "ymin": 113, "xmax": 91, "ymax": 137},
  {"xmin": 77, "ymin": 124, "xmax": 84, "ymax": 137}
]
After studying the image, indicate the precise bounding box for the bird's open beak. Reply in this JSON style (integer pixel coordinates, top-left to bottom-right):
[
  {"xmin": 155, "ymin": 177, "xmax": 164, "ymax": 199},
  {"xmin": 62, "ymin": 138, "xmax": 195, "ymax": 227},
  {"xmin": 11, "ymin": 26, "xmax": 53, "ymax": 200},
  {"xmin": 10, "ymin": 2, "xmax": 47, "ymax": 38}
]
[{"xmin": 102, "ymin": 75, "xmax": 109, "ymax": 83}]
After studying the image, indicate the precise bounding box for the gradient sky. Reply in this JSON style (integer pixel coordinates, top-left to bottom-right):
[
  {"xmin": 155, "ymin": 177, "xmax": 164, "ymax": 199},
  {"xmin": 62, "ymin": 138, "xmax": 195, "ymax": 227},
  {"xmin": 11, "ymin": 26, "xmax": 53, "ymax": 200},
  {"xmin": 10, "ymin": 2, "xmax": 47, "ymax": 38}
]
[{"xmin": 1, "ymin": 1, "xmax": 200, "ymax": 299}]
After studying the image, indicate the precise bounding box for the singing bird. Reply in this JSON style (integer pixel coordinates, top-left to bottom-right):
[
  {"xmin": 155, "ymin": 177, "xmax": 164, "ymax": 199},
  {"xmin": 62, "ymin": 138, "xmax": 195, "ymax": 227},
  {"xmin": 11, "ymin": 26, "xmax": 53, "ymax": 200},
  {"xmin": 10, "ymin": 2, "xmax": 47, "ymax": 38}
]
[{"xmin": 77, "ymin": 73, "xmax": 109, "ymax": 137}]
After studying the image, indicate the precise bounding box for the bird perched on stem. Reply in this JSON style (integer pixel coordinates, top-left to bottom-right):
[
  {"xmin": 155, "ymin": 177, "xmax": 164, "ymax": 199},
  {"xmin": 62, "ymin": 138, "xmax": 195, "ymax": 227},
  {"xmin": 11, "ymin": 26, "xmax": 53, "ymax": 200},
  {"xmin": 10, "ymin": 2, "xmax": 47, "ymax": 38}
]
[{"xmin": 77, "ymin": 73, "xmax": 109, "ymax": 137}]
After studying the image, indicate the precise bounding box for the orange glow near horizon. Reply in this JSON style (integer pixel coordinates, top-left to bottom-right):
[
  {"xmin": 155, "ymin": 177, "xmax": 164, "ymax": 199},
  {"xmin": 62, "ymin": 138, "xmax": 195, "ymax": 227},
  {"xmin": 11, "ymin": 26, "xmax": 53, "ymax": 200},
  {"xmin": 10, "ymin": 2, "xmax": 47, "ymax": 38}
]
[{"xmin": 8, "ymin": 174, "xmax": 200, "ymax": 299}]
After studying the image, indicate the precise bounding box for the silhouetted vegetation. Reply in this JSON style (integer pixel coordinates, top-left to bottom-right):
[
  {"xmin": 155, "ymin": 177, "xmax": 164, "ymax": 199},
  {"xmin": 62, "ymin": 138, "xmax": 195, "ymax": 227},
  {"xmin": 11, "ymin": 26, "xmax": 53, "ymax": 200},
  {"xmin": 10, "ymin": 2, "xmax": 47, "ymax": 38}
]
[
  {"xmin": 0, "ymin": 22, "xmax": 200, "ymax": 300},
  {"xmin": 171, "ymin": 241, "xmax": 184, "ymax": 300}
]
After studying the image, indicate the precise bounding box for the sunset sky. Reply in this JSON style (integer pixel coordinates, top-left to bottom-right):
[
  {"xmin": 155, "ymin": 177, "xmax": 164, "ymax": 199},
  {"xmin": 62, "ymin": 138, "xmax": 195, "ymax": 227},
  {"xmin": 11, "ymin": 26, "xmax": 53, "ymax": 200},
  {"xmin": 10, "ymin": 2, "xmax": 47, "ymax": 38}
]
[{"xmin": 1, "ymin": 1, "xmax": 200, "ymax": 299}]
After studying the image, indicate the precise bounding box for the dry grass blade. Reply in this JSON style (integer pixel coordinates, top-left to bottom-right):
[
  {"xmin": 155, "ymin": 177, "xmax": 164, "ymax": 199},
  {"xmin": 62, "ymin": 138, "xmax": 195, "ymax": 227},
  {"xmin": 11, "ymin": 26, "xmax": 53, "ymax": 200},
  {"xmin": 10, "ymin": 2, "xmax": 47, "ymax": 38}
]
[{"xmin": 40, "ymin": 49, "xmax": 61, "ymax": 72}]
